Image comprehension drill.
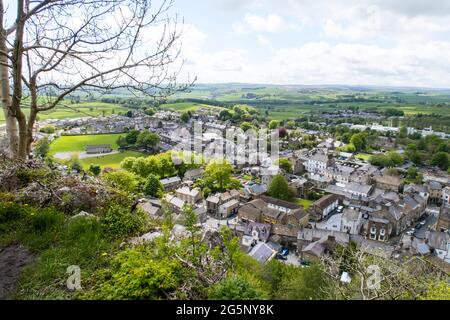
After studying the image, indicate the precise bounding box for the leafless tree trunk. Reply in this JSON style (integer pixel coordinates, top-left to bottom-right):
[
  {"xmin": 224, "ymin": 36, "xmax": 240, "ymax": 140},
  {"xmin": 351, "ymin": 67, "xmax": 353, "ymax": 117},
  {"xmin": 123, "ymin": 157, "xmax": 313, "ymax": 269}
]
[
  {"xmin": 1, "ymin": 0, "xmax": 192, "ymax": 159},
  {"xmin": 0, "ymin": 0, "xmax": 19, "ymax": 157}
]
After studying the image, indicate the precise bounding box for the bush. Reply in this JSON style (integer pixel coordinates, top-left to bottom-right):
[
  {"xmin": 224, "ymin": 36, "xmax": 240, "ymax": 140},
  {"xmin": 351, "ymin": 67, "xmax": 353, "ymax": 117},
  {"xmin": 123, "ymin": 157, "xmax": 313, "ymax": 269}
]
[
  {"xmin": 89, "ymin": 164, "xmax": 101, "ymax": 176},
  {"xmin": 209, "ymin": 276, "xmax": 263, "ymax": 300},
  {"xmin": 100, "ymin": 204, "xmax": 147, "ymax": 239}
]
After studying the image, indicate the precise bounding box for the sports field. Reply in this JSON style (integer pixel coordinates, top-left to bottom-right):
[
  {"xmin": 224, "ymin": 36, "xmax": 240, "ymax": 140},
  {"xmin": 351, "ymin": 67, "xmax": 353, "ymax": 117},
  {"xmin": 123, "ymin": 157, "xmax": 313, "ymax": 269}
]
[{"xmin": 49, "ymin": 133, "xmax": 123, "ymax": 154}]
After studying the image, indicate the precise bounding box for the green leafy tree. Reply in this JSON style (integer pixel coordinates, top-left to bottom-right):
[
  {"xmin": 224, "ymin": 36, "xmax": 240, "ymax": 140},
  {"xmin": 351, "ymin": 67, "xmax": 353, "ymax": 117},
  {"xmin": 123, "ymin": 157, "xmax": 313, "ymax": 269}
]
[
  {"xmin": 136, "ymin": 130, "xmax": 160, "ymax": 150},
  {"xmin": 89, "ymin": 164, "xmax": 101, "ymax": 177},
  {"xmin": 278, "ymin": 158, "xmax": 293, "ymax": 173},
  {"xmin": 39, "ymin": 125, "xmax": 56, "ymax": 134},
  {"xmin": 125, "ymin": 130, "xmax": 140, "ymax": 145},
  {"xmin": 268, "ymin": 120, "xmax": 279, "ymax": 130},
  {"xmin": 419, "ymin": 281, "xmax": 450, "ymax": 300},
  {"xmin": 219, "ymin": 109, "xmax": 233, "ymax": 121},
  {"xmin": 180, "ymin": 111, "xmax": 190, "ymax": 123},
  {"xmin": 431, "ymin": 151, "xmax": 449, "ymax": 170},
  {"xmin": 276, "ymin": 264, "xmax": 330, "ymax": 300},
  {"xmin": 144, "ymin": 107, "xmax": 156, "ymax": 116},
  {"xmin": 240, "ymin": 121, "xmax": 255, "ymax": 132},
  {"xmin": 209, "ymin": 277, "xmax": 262, "ymax": 300},
  {"xmin": 267, "ymin": 174, "xmax": 294, "ymax": 201},
  {"xmin": 203, "ymin": 161, "xmax": 241, "ymax": 192},
  {"xmin": 104, "ymin": 170, "xmax": 141, "ymax": 193},
  {"xmin": 350, "ymin": 133, "xmax": 367, "ymax": 152},
  {"xmin": 143, "ymin": 174, "xmax": 163, "ymax": 197}
]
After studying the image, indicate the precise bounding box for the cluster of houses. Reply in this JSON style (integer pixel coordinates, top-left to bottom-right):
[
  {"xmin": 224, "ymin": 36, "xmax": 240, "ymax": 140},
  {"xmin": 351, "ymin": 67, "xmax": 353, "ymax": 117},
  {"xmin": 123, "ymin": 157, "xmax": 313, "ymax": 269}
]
[
  {"xmin": 32, "ymin": 104, "xmax": 450, "ymax": 271},
  {"xmin": 133, "ymin": 140, "xmax": 450, "ymax": 269}
]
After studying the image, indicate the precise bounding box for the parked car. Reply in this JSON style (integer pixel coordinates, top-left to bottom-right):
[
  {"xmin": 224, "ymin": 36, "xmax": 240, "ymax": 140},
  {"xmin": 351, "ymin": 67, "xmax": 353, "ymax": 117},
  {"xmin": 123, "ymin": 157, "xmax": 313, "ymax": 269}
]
[{"xmin": 280, "ymin": 248, "xmax": 289, "ymax": 256}]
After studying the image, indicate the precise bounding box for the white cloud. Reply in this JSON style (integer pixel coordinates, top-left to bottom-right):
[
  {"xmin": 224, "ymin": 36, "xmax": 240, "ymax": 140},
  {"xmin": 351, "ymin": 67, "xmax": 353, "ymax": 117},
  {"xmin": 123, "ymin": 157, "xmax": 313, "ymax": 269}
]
[
  {"xmin": 257, "ymin": 34, "xmax": 270, "ymax": 46},
  {"xmin": 177, "ymin": 0, "xmax": 450, "ymax": 87},
  {"xmin": 232, "ymin": 13, "xmax": 302, "ymax": 34}
]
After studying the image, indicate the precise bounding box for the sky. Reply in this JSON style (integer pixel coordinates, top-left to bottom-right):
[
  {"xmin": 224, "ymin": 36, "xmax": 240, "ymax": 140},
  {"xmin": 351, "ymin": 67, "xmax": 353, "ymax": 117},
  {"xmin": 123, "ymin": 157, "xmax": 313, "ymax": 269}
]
[{"xmin": 171, "ymin": 0, "xmax": 450, "ymax": 88}]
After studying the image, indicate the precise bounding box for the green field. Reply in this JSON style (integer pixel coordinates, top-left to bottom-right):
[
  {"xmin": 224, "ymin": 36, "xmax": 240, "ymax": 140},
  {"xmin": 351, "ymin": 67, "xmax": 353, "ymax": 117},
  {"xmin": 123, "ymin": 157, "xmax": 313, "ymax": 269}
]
[
  {"xmin": 49, "ymin": 133, "xmax": 123, "ymax": 154},
  {"xmin": 355, "ymin": 153, "xmax": 373, "ymax": 161},
  {"xmin": 79, "ymin": 151, "xmax": 145, "ymax": 170},
  {"xmin": 0, "ymin": 102, "xmax": 129, "ymax": 123},
  {"xmin": 174, "ymin": 84, "xmax": 450, "ymax": 120},
  {"xmin": 296, "ymin": 198, "xmax": 313, "ymax": 210},
  {"xmin": 159, "ymin": 102, "xmax": 227, "ymax": 113}
]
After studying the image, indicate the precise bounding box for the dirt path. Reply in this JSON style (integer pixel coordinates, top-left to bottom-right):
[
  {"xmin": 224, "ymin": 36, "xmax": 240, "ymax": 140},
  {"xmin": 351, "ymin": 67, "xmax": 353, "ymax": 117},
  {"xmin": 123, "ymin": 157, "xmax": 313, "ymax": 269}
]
[{"xmin": 0, "ymin": 244, "xmax": 35, "ymax": 300}]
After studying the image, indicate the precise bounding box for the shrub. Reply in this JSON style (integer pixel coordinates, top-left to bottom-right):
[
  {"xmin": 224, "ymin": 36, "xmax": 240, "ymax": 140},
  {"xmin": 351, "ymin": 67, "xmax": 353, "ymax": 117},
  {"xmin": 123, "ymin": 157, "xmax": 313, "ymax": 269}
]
[
  {"xmin": 100, "ymin": 204, "xmax": 147, "ymax": 239},
  {"xmin": 209, "ymin": 276, "xmax": 263, "ymax": 300}
]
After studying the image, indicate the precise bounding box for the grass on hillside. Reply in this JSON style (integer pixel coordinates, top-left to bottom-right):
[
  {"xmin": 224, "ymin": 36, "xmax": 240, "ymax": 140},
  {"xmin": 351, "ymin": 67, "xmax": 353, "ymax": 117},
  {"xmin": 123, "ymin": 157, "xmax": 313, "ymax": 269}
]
[{"xmin": 49, "ymin": 134, "xmax": 123, "ymax": 154}]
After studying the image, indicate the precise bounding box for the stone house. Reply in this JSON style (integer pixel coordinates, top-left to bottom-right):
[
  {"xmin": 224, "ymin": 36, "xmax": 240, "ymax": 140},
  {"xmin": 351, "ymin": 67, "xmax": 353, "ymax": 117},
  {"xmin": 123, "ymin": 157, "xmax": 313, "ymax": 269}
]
[
  {"xmin": 427, "ymin": 181, "xmax": 443, "ymax": 205},
  {"xmin": 341, "ymin": 208, "xmax": 363, "ymax": 235},
  {"xmin": 436, "ymin": 206, "xmax": 450, "ymax": 233},
  {"xmin": 374, "ymin": 174, "xmax": 403, "ymax": 193},
  {"xmin": 206, "ymin": 189, "xmax": 240, "ymax": 218},
  {"xmin": 309, "ymin": 194, "xmax": 341, "ymax": 221},
  {"xmin": 289, "ymin": 177, "xmax": 313, "ymax": 198},
  {"xmin": 160, "ymin": 176, "xmax": 182, "ymax": 191},
  {"xmin": 175, "ymin": 187, "xmax": 202, "ymax": 205},
  {"xmin": 183, "ymin": 168, "xmax": 204, "ymax": 181}
]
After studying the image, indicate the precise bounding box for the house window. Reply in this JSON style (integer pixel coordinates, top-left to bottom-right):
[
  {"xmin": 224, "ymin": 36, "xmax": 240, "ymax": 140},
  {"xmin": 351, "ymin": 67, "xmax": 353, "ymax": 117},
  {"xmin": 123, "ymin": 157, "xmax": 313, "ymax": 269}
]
[
  {"xmin": 380, "ymin": 228, "xmax": 385, "ymax": 236},
  {"xmin": 370, "ymin": 227, "xmax": 376, "ymax": 234},
  {"xmin": 379, "ymin": 234, "xmax": 385, "ymax": 241},
  {"xmin": 370, "ymin": 233, "xmax": 376, "ymax": 240}
]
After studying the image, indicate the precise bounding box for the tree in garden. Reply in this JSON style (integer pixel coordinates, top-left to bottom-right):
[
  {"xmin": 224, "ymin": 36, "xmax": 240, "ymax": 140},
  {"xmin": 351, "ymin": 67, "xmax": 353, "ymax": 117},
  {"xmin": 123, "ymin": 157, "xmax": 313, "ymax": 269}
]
[
  {"xmin": 143, "ymin": 174, "xmax": 163, "ymax": 197},
  {"xmin": 267, "ymin": 174, "xmax": 294, "ymax": 201},
  {"xmin": 89, "ymin": 164, "xmax": 101, "ymax": 177},
  {"xmin": 431, "ymin": 151, "xmax": 449, "ymax": 170},
  {"xmin": 136, "ymin": 131, "xmax": 160, "ymax": 151},
  {"xmin": 125, "ymin": 130, "xmax": 140, "ymax": 146},
  {"xmin": 350, "ymin": 133, "xmax": 367, "ymax": 152},
  {"xmin": 219, "ymin": 109, "xmax": 233, "ymax": 121},
  {"xmin": 406, "ymin": 166, "xmax": 423, "ymax": 184},
  {"xmin": 240, "ymin": 122, "xmax": 255, "ymax": 132},
  {"xmin": 0, "ymin": 0, "xmax": 189, "ymax": 159},
  {"xmin": 278, "ymin": 158, "xmax": 293, "ymax": 174},
  {"xmin": 203, "ymin": 161, "xmax": 240, "ymax": 192},
  {"xmin": 180, "ymin": 111, "xmax": 190, "ymax": 123},
  {"xmin": 268, "ymin": 120, "xmax": 279, "ymax": 130}
]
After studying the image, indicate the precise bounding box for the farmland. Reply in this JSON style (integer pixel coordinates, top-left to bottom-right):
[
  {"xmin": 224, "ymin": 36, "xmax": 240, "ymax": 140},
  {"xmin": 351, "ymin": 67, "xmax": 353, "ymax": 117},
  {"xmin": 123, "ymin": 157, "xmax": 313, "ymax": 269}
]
[
  {"xmin": 0, "ymin": 102, "xmax": 129, "ymax": 123},
  {"xmin": 159, "ymin": 102, "xmax": 227, "ymax": 112},
  {"xmin": 173, "ymin": 84, "xmax": 450, "ymax": 121}
]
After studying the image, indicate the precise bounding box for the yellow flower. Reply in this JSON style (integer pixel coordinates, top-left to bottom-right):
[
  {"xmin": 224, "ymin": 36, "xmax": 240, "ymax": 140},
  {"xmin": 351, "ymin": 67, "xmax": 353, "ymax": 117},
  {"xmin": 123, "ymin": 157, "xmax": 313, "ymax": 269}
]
[{"xmin": 101, "ymin": 252, "xmax": 108, "ymax": 256}]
